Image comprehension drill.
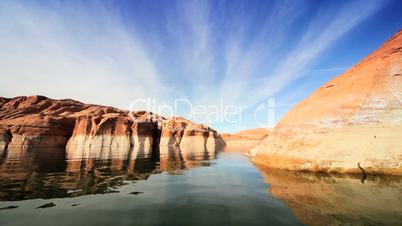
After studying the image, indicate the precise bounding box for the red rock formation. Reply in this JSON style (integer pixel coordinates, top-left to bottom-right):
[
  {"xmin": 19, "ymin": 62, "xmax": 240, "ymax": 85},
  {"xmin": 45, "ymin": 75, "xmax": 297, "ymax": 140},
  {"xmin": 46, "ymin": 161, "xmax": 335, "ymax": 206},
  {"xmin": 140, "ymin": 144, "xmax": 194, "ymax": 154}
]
[
  {"xmin": 221, "ymin": 128, "xmax": 271, "ymax": 152},
  {"xmin": 221, "ymin": 128, "xmax": 271, "ymax": 141},
  {"xmin": 0, "ymin": 96, "xmax": 225, "ymax": 157},
  {"xmin": 0, "ymin": 96, "xmax": 84, "ymax": 149},
  {"xmin": 160, "ymin": 116, "xmax": 225, "ymax": 148},
  {"xmin": 251, "ymin": 30, "xmax": 402, "ymax": 175}
]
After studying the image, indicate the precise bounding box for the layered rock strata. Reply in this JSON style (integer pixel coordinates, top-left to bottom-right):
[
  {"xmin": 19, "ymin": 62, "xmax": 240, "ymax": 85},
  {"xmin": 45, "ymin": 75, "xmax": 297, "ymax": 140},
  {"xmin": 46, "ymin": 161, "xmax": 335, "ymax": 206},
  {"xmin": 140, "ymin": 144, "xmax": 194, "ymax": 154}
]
[
  {"xmin": 160, "ymin": 117, "xmax": 225, "ymax": 149},
  {"xmin": 0, "ymin": 96, "xmax": 225, "ymax": 158},
  {"xmin": 250, "ymin": 30, "xmax": 402, "ymax": 175}
]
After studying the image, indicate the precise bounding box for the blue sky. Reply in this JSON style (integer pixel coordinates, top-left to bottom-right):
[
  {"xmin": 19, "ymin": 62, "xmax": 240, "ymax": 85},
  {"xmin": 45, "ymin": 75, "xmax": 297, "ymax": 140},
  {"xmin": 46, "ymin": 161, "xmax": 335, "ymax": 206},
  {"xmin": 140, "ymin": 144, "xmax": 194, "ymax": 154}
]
[{"xmin": 0, "ymin": 0, "xmax": 401, "ymax": 132}]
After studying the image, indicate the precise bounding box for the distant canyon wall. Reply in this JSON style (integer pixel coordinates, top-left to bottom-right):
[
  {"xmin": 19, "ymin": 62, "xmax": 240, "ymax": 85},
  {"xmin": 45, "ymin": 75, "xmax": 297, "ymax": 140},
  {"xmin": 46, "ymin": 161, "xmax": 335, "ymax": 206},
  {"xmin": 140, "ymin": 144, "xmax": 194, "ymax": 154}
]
[
  {"xmin": 0, "ymin": 95, "xmax": 225, "ymax": 157},
  {"xmin": 221, "ymin": 128, "xmax": 271, "ymax": 152}
]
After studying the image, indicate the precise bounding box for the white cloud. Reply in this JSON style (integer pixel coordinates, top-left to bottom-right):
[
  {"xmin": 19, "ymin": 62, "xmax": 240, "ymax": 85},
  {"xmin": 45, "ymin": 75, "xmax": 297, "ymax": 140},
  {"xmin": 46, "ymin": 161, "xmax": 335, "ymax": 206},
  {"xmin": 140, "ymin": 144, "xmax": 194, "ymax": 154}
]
[
  {"xmin": 0, "ymin": 1, "xmax": 169, "ymax": 109},
  {"xmin": 219, "ymin": 0, "xmax": 303, "ymax": 104},
  {"xmin": 0, "ymin": 0, "xmax": 385, "ymax": 129},
  {"xmin": 246, "ymin": 0, "xmax": 383, "ymax": 105},
  {"xmin": 165, "ymin": 0, "xmax": 216, "ymax": 93}
]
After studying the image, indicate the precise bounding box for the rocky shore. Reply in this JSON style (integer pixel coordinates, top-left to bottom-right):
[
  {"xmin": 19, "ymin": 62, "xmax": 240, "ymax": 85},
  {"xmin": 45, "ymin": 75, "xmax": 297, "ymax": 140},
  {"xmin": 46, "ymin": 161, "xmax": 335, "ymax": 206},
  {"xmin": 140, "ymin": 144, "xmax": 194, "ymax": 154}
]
[{"xmin": 0, "ymin": 96, "xmax": 225, "ymax": 158}]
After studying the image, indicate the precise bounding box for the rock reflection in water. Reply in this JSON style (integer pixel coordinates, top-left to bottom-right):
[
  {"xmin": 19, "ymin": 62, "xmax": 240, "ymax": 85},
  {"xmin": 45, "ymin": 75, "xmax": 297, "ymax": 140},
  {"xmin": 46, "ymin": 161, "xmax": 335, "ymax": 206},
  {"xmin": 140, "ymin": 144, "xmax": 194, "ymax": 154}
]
[
  {"xmin": 0, "ymin": 145, "xmax": 219, "ymax": 201},
  {"xmin": 159, "ymin": 145, "xmax": 217, "ymax": 174},
  {"xmin": 256, "ymin": 165, "xmax": 402, "ymax": 226}
]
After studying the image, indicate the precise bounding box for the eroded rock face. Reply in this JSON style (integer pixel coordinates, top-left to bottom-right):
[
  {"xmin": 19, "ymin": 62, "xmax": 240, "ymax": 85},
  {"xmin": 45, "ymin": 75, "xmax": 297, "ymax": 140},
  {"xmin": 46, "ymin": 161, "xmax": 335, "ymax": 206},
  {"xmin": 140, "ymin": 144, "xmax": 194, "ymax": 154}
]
[
  {"xmin": 0, "ymin": 96, "xmax": 83, "ymax": 150},
  {"xmin": 251, "ymin": 30, "xmax": 402, "ymax": 175},
  {"xmin": 160, "ymin": 117, "xmax": 226, "ymax": 149},
  {"xmin": 0, "ymin": 96, "xmax": 225, "ymax": 156}
]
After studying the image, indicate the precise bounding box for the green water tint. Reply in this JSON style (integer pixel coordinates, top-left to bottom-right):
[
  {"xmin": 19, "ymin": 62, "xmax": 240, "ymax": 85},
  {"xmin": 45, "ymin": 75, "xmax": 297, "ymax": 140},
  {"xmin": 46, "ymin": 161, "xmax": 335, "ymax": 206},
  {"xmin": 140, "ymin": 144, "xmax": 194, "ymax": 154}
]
[{"xmin": 0, "ymin": 146, "xmax": 401, "ymax": 226}]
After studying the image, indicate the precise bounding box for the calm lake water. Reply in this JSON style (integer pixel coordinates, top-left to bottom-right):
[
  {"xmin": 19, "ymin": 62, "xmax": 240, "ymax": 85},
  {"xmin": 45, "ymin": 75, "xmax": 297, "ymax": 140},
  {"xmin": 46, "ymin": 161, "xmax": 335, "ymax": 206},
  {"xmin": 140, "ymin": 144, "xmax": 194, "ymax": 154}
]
[{"xmin": 0, "ymin": 145, "xmax": 401, "ymax": 226}]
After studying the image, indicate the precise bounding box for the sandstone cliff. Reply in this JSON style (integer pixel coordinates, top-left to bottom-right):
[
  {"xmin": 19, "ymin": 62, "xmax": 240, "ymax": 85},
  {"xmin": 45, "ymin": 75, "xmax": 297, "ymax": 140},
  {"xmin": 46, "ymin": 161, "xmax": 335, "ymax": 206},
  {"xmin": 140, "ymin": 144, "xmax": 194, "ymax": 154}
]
[
  {"xmin": 221, "ymin": 128, "xmax": 271, "ymax": 141},
  {"xmin": 0, "ymin": 96, "xmax": 225, "ymax": 157},
  {"xmin": 221, "ymin": 128, "xmax": 271, "ymax": 152},
  {"xmin": 251, "ymin": 30, "xmax": 402, "ymax": 175}
]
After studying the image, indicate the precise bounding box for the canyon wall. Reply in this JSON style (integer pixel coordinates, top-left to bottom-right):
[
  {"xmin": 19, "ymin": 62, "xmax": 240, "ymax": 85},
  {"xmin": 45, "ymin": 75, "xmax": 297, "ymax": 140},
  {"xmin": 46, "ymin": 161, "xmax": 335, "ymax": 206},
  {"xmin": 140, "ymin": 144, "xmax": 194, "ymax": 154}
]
[
  {"xmin": 221, "ymin": 128, "xmax": 271, "ymax": 141},
  {"xmin": 221, "ymin": 128, "xmax": 271, "ymax": 152},
  {"xmin": 0, "ymin": 96, "xmax": 225, "ymax": 157},
  {"xmin": 251, "ymin": 30, "xmax": 402, "ymax": 175}
]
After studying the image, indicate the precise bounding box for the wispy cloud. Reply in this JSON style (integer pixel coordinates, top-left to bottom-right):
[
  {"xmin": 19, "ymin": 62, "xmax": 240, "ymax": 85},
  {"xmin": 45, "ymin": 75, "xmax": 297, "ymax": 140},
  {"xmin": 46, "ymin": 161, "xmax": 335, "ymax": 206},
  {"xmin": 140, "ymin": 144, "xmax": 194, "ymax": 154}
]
[
  {"xmin": 0, "ymin": 0, "xmax": 386, "ymax": 128},
  {"xmin": 164, "ymin": 0, "xmax": 216, "ymax": 100},
  {"xmin": 219, "ymin": 0, "xmax": 303, "ymax": 104},
  {"xmin": 0, "ymin": 1, "xmax": 169, "ymax": 109},
  {"xmin": 311, "ymin": 67, "xmax": 350, "ymax": 72},
  {"xmin": 245, "ymin": 0, "xmax": 384, "ymax": 105}
]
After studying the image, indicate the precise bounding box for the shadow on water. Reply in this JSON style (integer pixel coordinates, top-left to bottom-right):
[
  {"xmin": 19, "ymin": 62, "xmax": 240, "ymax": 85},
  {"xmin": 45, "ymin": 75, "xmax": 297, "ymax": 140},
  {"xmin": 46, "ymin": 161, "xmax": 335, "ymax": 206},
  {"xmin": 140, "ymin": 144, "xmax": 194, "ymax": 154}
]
[
  {"xmin": 255, "ymin": 164, "xmax": 402, "ymax": 226},
  {"xmin": 0, "ymin": 145, "xmax": 220, "ymax": 201}
]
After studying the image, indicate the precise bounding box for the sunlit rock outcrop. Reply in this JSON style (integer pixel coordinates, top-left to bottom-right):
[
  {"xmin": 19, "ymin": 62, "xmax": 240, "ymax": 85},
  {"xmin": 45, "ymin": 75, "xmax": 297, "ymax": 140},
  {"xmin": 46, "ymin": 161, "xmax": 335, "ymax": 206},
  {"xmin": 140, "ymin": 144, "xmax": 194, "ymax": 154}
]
[
  {"xmin": 0, "ymin": 96, "xmax": 225, "ymax": 157},
  {"xmin": 0, "ymin": 96, "xmax": 80, "ymax": 150},
  {"xmin": 221, "ymin": 128, "xmax": 271, "ymax": 151},
  {"xmin": 160, "ymin": 116, "xmax": 226, "ymax": 148},
  {"xmin": 251, "ymin": 30, "xmax": 402, "ymax": 175},
  {"xmin": 221, "ymin": 128, "xmax": 271, "ymax": 141}
]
